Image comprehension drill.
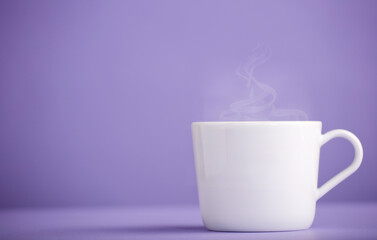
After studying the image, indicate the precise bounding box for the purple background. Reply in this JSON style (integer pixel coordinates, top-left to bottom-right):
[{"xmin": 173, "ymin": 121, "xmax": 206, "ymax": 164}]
[{"xmin": 0, "ymin": 0, "xmax": 376, "ymax": 208}]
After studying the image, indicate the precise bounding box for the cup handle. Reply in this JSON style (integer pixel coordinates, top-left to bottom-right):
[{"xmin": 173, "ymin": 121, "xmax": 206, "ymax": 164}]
[{"xmin": 317, "ymin": 129, "xmax": 363, "ymax": 200}]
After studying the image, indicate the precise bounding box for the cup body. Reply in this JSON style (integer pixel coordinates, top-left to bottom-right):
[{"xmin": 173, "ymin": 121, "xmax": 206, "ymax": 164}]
[{"xmin": 192, "ymin": 121, "xmax": 322, "ymax": 231}]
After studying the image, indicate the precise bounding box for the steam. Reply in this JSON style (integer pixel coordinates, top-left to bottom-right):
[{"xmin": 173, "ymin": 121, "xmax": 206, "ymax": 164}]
[{"xmin": 219, "ymin": 45, "xmax": 308, "ymax": 121}]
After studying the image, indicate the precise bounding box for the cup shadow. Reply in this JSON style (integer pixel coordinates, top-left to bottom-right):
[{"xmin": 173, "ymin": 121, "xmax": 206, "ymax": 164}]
[{"xmin": 54, "ymin": 224, "xmax": 208, "ymax": 235}]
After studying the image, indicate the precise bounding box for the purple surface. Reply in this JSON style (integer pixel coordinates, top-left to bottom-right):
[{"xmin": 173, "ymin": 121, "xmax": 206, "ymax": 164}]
[
  {"xmin": 1, "ymin": 0, "xmax": 377, "ymax": 208},
  {"xmin": 1, "ymin": 203, "xmax": 377, "ymax": 240}
]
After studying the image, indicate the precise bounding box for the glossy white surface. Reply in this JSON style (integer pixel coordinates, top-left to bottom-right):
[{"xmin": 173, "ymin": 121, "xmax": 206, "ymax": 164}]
[{"xmin": 191, "ymin": 121, "xmax": 363, "ymax": 232}]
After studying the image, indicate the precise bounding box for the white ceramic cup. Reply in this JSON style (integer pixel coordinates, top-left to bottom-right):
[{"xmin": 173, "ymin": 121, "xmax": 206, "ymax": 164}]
[{"xmin": 191, "ymin": 121, "xmax": 363, "ymax": 232}]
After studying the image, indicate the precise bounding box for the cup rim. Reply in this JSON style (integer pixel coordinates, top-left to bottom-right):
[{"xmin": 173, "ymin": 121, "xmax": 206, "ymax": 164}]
[{"xmin": 192, "ymin": 121, "xmax": 322, "ymax": 125}]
